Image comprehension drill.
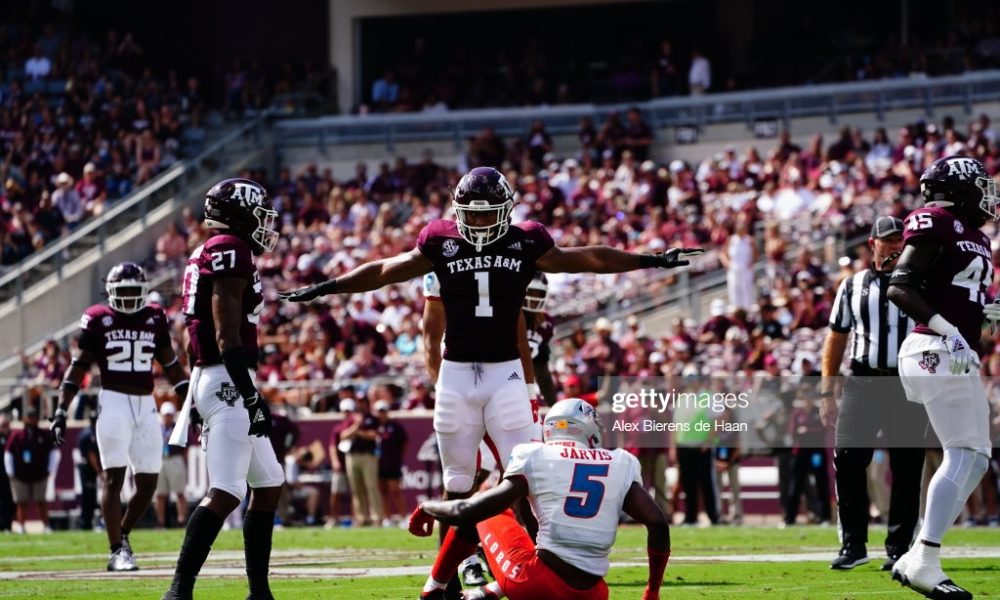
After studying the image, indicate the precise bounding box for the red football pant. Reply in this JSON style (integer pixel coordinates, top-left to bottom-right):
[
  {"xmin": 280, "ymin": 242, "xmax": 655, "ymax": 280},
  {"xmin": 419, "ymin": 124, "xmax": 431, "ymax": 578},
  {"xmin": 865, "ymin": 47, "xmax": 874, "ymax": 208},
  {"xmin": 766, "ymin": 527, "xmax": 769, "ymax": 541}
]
[{"xmin": 476, "ymin": 510, "xmax": 608, "ymax": 600}]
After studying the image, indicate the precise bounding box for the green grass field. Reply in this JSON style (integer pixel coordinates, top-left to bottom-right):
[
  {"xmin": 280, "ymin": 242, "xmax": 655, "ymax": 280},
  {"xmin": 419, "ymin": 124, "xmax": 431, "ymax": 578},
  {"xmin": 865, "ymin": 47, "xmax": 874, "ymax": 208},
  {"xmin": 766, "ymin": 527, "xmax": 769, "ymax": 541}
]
[{"xmin": 1, "ymin": 526, "xmax": 998, "ymax": 599}]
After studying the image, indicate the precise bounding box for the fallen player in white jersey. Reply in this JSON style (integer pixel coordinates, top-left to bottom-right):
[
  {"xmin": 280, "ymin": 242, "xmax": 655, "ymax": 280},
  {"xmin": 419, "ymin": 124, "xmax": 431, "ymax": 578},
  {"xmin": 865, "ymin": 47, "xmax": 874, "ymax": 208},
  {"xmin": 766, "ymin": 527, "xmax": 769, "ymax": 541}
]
[{"xmin": 409, "ymin": 398, "xmax": 670, "ymax": 600}]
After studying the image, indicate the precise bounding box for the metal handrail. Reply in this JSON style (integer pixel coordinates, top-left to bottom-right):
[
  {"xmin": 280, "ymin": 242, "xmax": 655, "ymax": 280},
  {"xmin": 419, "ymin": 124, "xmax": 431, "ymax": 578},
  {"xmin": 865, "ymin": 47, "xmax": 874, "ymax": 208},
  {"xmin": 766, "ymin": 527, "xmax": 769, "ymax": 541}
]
[{"xmin": 0, "ymin": 113, "xmax": 270, "ymax": 304}]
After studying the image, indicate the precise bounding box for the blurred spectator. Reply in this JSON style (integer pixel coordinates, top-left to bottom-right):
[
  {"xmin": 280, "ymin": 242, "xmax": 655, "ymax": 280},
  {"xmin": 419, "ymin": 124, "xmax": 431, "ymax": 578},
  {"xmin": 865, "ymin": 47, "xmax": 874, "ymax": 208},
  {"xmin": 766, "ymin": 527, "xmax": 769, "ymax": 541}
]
[
  {"xmin": 721, "ymin": 216, "xmax": 757, "ymax": 309},
  {"xmin": 371, "ymin": 71, "xmax": 400, "ymax": 110},
  {"xmin": 622, "ymin": 108, "xmax": 653, "ymax": 161},
  {"xmin": 784, "ymin": 390, "xmax": 831, "ymax": 526},
  {"xmin": 0, "ymin": 415, "xmax": 13, "ymax": 532},
  {"xmin": 337, "ymin": 398, "xmax": 383, "ymax": 527},
  {"xmin": 375, "ymin": 400, "xmax": 408, "ymax": 525},
  {"xmin": 4, "ymin": 405, "xmax": 56, "ymax": 533},
  {"xmin": 326, "ymin": 406, "xmax": 353, "ymax": 527},
  {"xmin": 76, "ymin": 410, "xmax": 100, "ymax": 530},
  {"xmin": 76, "ymin": 163, "xmax": 107, "ymax": 218},
  {"xmin": 284, "ymin": 442, "xmax": 323, "ymax": 526},
  {"xmin": 53, "ymin": 173, "xmax": 84, "ymax": 230},
  {"xmin": 580, "ymin": 318, "xmax": 624, "ymax": 380},
  {"xmin": 155, "ymin": 402, "xmax": 188, "ymax": 528},
  {"xmin": 155, "ymin": 222, "xmax": 188, "ymax": 266},
  {"xmin": 688, "ymin": 48, "xmax": 711, "ymax": 95},
  {"xmin": 24, "ymin": 44, "xmax": 51, "ymax": 80},
  {"xmin": 651, "ymin": 39, "xmax": 680, "ymax": 97}
]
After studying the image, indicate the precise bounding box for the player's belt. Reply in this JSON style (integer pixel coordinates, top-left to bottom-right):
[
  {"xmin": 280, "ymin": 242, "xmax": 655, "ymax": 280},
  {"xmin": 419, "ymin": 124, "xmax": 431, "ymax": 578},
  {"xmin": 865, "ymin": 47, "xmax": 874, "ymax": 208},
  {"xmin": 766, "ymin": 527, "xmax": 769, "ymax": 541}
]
[{"xmin": 850, "ymin": 361, "xmax": 898, "ymax": 376}]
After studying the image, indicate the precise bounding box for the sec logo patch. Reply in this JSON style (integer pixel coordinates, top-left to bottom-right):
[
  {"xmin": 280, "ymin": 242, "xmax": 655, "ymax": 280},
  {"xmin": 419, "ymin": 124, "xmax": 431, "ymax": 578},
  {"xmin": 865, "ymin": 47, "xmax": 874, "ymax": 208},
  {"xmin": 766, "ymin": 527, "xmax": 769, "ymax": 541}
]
[{"xmin": 442, "ymin": 239, "xmax": 459, "ymax": 257}]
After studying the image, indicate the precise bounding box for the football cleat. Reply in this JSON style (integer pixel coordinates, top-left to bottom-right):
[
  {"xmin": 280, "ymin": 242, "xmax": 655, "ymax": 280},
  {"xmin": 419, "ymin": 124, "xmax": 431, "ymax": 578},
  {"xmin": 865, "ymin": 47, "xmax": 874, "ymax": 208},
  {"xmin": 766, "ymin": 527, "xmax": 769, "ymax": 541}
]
[
  {"xmin": 882, "ymin": 553, "xmax": 901, "ymax": 571},
  {"xmin": 830, "ymin": 543, "xmax": 869, "ymax": 570},
  {"xmin": 461, "ymin": 586, "xmax": 501, "ymax": 600},
  {"xmin": 892, "ymin": 552, "xmax": 972, "ymax": 600},
  {"xmin": 462, "ymin": 562, "xmax": 488, "ymax": 587},
  {"xmin": 161, "ymin": 587, "xmax": 192, "ymax": 600},
  {"xmin": 107, "ymin": 547, "xmax": 137, "ymax": 572}
]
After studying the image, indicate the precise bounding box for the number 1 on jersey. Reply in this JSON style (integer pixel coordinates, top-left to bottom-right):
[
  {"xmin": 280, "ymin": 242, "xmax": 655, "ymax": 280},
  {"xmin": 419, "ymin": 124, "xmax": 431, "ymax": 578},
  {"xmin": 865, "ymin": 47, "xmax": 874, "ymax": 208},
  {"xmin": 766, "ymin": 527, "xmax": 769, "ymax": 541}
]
[{"xmin": 474, "ymin": 271, "xmax": 493, "ymax": 317}]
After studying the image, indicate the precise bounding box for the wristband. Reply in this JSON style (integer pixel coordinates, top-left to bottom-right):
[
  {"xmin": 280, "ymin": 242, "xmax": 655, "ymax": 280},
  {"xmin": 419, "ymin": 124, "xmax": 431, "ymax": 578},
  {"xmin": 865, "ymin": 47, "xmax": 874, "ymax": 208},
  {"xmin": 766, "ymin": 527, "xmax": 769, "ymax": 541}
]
[
  {"xmin": 819, "ymin": 390, "xmax": 834, "ymax": 398},
  {"xmin": 61, "ymin": 380, "xmax": 80, "ymax": 395},
  {"xmin": 162, "ymin": 356, "xmax": 180, "ymax": 369},
  {"xmin": 639, "ymin": 254, "xmax": 658, "ymax": 268},
  {"xmin": 315, "ymin": 279, "xmax": 339, "ymax": 296},
  {"xmin": 527, "ymin": 383, "xmax": 541, "ymax": 397},
  {"xmin": 928, "ymin": 314, "xmax": 959, "ymax": 337},
  {"xmin": 70, "ymin": 358, "xmax": 91, "ymax": 370}
]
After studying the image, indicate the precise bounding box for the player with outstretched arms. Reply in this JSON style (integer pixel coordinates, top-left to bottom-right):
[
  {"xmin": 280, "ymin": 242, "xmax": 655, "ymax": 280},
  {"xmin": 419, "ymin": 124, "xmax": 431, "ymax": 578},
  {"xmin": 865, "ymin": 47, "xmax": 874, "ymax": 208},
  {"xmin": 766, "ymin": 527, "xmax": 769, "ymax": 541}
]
[
  {"xmin": 887, "ymin": 155, "xmax": 999, "ymax": 600},
  {"xmin": 161, "ymin": 178, "xmax": 284, "ymax": 600},
  {"xmin": 280, "ymin": 166, "xmax": 699, "ymax": 599},
  {"xmin": 423, "ymin": 270, "xmax": 539, "ymax": 590},
  {"xmin": 52, "ymin": 262, "xmax": 189, "ymax": 572},
  {"xmin": 410, "ymin": 398, "xmax": 671, "ymax": 600}
]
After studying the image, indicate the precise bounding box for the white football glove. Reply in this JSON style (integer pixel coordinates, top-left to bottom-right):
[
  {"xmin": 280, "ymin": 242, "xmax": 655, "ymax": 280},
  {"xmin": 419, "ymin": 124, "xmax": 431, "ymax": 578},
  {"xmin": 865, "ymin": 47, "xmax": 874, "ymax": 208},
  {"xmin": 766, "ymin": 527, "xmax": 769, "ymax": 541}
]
[
  {"xmin": 983, "ymin": 302, "xmax": 1000, "ymax": 323},
  {"xmin": 944, "ymin": 332, "xmax": 977, "ymax": 375}
]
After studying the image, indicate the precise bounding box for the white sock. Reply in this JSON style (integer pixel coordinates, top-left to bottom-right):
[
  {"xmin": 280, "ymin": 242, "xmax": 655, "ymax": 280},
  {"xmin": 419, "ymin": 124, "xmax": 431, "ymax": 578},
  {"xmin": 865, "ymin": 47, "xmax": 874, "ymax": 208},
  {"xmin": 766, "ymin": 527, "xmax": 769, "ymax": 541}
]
[
  {"xmin": 485, "ymin": 582, "xmax": 504, "ymax": 598},
  {"xmin": 916, "ymin": 540, "xmax": 941, "ymax": 564},
  {"xmin": 918, "ymin": 447, "xmax": 979, "ymax": 545}
]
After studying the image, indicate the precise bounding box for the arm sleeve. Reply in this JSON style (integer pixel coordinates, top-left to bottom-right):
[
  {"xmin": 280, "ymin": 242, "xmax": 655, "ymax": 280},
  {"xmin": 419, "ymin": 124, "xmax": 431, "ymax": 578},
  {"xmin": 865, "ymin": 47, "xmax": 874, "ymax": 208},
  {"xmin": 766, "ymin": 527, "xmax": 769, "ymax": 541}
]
[
  {"xmin": 422, "ymin": 272, "xmax": 441, "ymax": 300},
  {"xmin": 77, "ymin": 311, "xmax": 101, "ymax": 353},
  {"xmin": 828, "ymin": 276, "xmax": 854, "ymax": 333},
  {"xmin": 48, "ymin": 448, "xmax": 60, "ymax": 474},
  {"xmin": 153, "ymin": 308, "xmax": 172, "ymax": 350}
]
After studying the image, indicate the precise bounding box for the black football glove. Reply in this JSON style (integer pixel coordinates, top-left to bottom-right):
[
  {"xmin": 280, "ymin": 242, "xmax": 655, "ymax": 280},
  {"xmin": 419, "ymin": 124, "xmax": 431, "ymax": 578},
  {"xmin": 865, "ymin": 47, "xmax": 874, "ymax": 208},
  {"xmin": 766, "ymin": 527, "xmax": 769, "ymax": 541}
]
[
  {"xmin": 277, "ymin": 279, "xmax": 337, "ymax": 303},
  {"xmin": 642, "ymin": 247, "xmax": 704, "ymax": 269},
  {"xmin": 190, "ymin": 406, "xmax": 203, "ymax": 429},
  {"xmin": 50, "ymin": 408, "xmax": 68, "ymax": 446},
  {"xmin": 244, "ymin": 393, "xmax": 272, "ymax": 437}
]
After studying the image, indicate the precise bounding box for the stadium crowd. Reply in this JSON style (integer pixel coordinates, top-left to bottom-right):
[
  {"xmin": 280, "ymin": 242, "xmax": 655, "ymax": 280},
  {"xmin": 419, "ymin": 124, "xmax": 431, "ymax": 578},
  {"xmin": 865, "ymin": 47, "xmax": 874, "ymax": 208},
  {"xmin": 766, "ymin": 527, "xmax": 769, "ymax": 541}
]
[{"xmin": 0, "ymin": 15, "xmax": 331, "ymax": 268}]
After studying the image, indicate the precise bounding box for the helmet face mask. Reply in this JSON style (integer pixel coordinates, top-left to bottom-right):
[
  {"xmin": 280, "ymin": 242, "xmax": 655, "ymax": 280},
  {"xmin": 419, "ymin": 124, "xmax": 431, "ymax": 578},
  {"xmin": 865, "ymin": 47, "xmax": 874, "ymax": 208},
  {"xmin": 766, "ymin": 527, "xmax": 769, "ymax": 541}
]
[
  {"xmin": 920, "ymin": 156, "xmax": 999, "ymax": 224},
  {"xmin": 544, "ymin": 398, "xmax": 603, "ymax": 448},
  {"xmin": 204, "ymin": 178, "xmax": 279, "ymax": 255},
  {"xmin": 106, "ymin": 262, "xmax": 149, "ymax": 314},
  {"xmin": 523, "ymin": 274, "xmax": 549, "ymax": 312},
  {"xmin": 453, "ymin": 167, "xmax": 515, "ymax": 252}
]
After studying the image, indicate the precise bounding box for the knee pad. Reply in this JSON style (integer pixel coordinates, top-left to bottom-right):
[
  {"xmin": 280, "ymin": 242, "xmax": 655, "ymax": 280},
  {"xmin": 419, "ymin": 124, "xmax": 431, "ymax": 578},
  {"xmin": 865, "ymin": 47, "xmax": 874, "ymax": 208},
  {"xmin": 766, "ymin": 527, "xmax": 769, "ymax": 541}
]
[
  {"xmin": 443, "ymin": 471, "xmax": 474, "ymax": 495},
  {"xmin": 941, "ymin": 447, "xmax": 986, "ymax": 488}
]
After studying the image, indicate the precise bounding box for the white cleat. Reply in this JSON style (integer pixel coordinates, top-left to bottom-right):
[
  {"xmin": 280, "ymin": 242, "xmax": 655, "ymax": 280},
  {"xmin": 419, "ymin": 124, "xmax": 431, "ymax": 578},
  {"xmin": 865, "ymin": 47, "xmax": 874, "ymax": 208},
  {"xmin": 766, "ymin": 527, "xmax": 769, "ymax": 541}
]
[{"xmin": 892, "ymin": 553, "xmax": 971, "ymax": 600}]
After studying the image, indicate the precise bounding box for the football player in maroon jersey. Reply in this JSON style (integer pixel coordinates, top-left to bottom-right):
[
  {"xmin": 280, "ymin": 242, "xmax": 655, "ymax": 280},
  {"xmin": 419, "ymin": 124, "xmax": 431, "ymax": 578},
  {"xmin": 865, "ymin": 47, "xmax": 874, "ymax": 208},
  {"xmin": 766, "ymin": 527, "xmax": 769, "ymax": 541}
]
[
  {"xmin": 162, "ymin": 178, "xmax": 283, "ymax": 600},
  {"xmin": 888, "ymin": 155, "xmax": 999, "ymax": 600},
  {"xmin": 281, "ymin": 167, "xmax": 700, "ymax": 599},
  {"xmin": 52, "ymin": 262, "xmax": 189, "ymax": 572}
]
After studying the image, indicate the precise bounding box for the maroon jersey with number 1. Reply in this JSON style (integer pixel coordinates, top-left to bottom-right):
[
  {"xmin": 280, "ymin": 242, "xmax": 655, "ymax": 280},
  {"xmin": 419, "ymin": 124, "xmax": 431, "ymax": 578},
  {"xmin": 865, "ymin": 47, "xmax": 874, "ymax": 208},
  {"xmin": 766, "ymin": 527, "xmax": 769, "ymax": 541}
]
[
  {"xmin": 182, "ymin": 233, "xmax": 263, "ymax": 366},
  {"xmin": 78, "ymin": 304, "xmax": 172, "ymax": 393},
  {"xmin": 902, "ymin": 205, "xmax": 993, "ymax": 352},
  {"xmin": 416, "ymin": 220, "xmax": 554, "ymax": 362}
]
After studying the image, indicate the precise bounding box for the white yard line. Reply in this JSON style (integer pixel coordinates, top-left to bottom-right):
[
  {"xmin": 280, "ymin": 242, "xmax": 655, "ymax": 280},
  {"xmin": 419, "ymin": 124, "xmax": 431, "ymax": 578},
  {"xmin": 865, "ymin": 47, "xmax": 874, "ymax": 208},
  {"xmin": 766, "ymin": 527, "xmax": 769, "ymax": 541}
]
[{"xmin": 3, "ymin": 547, "xmax": 1000, "ymax": 581}]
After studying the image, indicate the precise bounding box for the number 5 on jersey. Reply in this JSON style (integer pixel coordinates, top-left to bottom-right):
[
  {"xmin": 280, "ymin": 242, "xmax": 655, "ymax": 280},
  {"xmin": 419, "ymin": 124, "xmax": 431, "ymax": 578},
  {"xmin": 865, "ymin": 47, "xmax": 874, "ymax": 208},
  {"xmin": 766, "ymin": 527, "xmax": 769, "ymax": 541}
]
[{"xmin": 564, "ymin": 463, "xmax": 609, "ymax": 518}]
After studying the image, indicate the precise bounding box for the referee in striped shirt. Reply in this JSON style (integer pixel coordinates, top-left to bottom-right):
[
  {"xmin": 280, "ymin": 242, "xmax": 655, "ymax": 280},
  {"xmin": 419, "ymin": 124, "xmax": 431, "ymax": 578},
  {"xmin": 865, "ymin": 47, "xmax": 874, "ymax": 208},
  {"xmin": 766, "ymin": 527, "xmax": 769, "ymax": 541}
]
[{"xmin": 820, "ymin": 216, "xmax": 928, "ymax": 572}]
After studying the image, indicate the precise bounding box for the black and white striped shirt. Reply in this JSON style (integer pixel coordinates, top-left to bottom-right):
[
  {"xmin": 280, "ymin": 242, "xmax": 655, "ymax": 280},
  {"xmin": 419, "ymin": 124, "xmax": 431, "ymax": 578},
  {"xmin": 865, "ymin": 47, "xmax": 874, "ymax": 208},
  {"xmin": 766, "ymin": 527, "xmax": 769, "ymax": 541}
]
[{"xmin": 829, "ymin": 268, "xmax": 914, "ymax": 369}]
